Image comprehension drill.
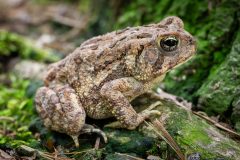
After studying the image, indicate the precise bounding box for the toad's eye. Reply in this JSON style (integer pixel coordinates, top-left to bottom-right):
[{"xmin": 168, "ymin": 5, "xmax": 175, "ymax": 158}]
[{"xmin": 160, "ymin": 36, "xmax": 179, "ymax": 52}]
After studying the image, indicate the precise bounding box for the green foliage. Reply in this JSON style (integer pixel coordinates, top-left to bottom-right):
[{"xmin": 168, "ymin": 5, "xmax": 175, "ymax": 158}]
[
  {"xmin": 0, "ymin": 31, "xmax": 61, "ymax": 63},
  {"xmin": 0, "ymin": 75, "xmax": 39, "ymax": 148},
  {"xmin": 115, "ymin": 0, "xmax": 208, "ymax": 31}
]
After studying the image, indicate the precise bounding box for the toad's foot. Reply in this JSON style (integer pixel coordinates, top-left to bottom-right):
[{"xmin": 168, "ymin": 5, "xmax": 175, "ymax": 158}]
[
  {"xmin": 105, "ymin": 102, "xmax": 161, "ymax": 129},
  {"xmin": 71, "ymin": 124, "xmax": 107, "ymax": 147},
  {"xmin": 104, "ymin": 109, "xmax": 161, "ymax": 129},
  {"xmin": 79, "ymin": 124, "xmax": 108, "ymax": 143},
  {"xmin": 140, "ymin": 101, "xmax": 162, "ymax": 119}
]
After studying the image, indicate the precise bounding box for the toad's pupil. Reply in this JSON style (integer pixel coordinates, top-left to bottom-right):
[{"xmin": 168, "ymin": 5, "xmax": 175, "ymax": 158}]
[{"xmin": 164, "ymin": 38, "xmax": 178, "ymax": 47}]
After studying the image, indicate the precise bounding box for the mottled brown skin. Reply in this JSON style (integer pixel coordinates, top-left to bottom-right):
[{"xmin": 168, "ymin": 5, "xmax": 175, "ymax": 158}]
[{"xmin": 35, "ymin": 16, "xmax": 196, "ymax": 147}]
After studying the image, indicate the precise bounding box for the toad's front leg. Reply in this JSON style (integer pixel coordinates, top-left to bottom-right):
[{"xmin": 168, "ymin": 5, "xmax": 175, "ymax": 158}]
[{"xmin": 100, "ymin": 77, "xmax": 160, "ymax": 130}]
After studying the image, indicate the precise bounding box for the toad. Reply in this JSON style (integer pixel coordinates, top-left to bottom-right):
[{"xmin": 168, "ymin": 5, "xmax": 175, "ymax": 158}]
[{"xmin": 35, "ymin": 16, "xmax": 196, "ymax": 147}]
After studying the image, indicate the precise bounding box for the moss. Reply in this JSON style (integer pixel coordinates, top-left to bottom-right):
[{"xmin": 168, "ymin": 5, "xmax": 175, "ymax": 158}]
[
  {"xmin": 72, "ymin": 149, "xmax": 104, "ymax": 160},
  {"xmin": 235, "ymin": 122, "xmax": 240, "ymax": 133},
  {"xmin": 231, "ymin": 93, "xmax": 240, "ymax": 132},
  {"xmin": 196, "ymin": 29, "xmax": 240, "ymax": 115},
  {"xmin": 148, "ymin": 100, "xmax": 240, "ymax": 159},
  {"xmin": 104, "ymin": 128, "xmax": 155, "ymax": 157},
  {"xmin": 104, "ymin": 153, "xmax": 124, "ymax": 160},
  {"xmin": 164, "ymin": 105, "xmax": 213, "ymax": 149},
  {"xmin": 177, "ymin": 121, "xmax": 215, "ymax": 158},
  {"xmin": 0, "ymin": 75, "xmax": 40, "ymax": 149}
]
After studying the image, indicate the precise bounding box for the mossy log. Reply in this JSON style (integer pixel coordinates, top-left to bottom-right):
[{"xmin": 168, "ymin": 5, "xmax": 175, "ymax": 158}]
[{"xmin": 104, "ymin": 92, "xmax": 240, "ymax": 160}]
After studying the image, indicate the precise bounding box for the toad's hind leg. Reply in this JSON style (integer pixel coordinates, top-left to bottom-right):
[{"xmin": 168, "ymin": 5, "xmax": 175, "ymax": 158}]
[{"xmin": 35, "ymin": 84, "xmax": 86, "ymax": 147}]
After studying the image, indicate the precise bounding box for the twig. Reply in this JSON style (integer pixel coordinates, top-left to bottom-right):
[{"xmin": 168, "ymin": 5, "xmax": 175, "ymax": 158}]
[
  {"xmin": 147, "ymin": 91, "xmax": 191, "ymax": 111},
  {"xmin": 193, "ymin": 111, "xmax": 240, "ymax": 138},
  {"xmin": 46, "ymin": 12, "xmax": 89, "ymax": 29},
  {"xmin": 0, "ymin": 116, "xmax": 15, "ymax": 122}
]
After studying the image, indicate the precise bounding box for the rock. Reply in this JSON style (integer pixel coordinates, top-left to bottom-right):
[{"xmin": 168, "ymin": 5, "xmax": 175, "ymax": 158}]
[
  {"xmin": 29, "ymin": 93, "xmax": 240, "ymax": 159},
  {"xmin": 196, "ymin": 29, "xmax": 240, "ymax": 115},
  {"xmin": 12, "ymin": 59, "xmax": 47, "ymax": 80},
  {"xmin": 137, "ymin": 94, "xmax": 240, "ymax": 159},
  {"xmin": 187, "ymin": 153, "xmax": 201, "ymax": 160}
]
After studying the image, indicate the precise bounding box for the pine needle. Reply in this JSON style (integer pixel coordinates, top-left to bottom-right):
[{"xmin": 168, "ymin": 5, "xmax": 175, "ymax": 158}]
[{"xmin": 144, "ymin": 120, "xmax": 185, "ymax": 160}]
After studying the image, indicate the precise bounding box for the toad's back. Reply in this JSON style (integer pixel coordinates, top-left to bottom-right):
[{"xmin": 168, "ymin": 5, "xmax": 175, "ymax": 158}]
[{"xmin": 44, "ymin": 24, "xmax": 163, "ymax": 96}]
